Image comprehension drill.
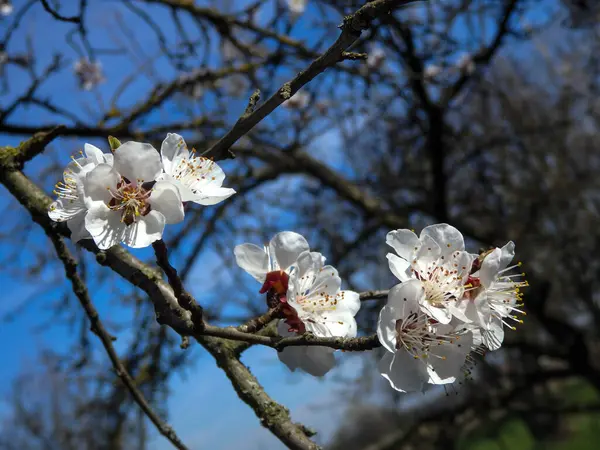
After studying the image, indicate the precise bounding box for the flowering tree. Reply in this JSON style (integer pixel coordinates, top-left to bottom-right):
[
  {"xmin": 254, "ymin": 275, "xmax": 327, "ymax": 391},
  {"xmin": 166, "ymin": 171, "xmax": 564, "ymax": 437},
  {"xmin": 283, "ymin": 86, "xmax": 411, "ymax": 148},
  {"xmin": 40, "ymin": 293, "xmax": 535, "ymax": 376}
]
[{"xmin": 1, "ymin": 0, "xmax": 599, "ymax": 449}]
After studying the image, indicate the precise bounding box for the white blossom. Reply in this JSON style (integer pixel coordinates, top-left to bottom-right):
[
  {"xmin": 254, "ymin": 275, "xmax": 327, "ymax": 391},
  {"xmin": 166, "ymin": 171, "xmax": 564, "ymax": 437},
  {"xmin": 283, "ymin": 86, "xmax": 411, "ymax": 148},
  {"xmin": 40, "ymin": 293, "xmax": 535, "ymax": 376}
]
[
  {"xmin": 367, "ymin": 46, "xmax": 386, "ymax": 70},
  {"xmin": 459, "ymin": 242, "xmax": 527, "ymax": 350},
  {"xmin": 158, "ymin": 133, "xmax": 235, "ymax": 206},
  {"xmin": 286, "ymin": 0, "xmax": 307, "ymax": 20},
  {"xmin": 283, "ymin": 90, "xmax": 311, "ymax": 109},
  {"xmin": 0, "ymin": 0, "xmax": 12, "ymax": 16},
  {"xmin": 234, "ymin": 231, "xmax": 312, "ymax": 288},
  {"xmin": 377, "ymin": 280, "xmax": 473, "ymax": 392},
  {"xmin": 83, "ymin": 141, "xmax": 184, "ymax": 249},
  {"xmin": 48, "ymin": 145, "xmax": 113, "ymax": 242},
  {"xmin": 379, "ymin": 224, "xmax": 527, "ymax": 391},
  {"xmin": 424, "ymin": 64, "xmax": 442, "ymax": 80},
  {"xmin": 277, "ymin": 251, "xmax": 360, "ymax": 376},
  {"xmin": 386, "ymin": 224, "xmax": 474, "ymax": 324},
  {"xmin": 73, "ymin": 58, "xmax": 105, "ymax": 91}
]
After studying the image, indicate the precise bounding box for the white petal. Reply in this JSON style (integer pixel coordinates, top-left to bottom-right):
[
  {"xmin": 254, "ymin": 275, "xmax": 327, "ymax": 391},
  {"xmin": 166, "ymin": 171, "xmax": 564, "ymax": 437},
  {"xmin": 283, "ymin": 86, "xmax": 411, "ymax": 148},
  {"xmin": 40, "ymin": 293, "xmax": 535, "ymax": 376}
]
[
  {"xmin": 306, "ymin": 264, "xmax": 341, "ymax": 298},
  {"xmin": 233, "ymin": 243, "xmax": 268, "ymax": 282},
  {"xmin": 67, "ymin": 212, "xmax": 90, "ymax": 242},
  {"xmin": 276, "ymin": 321, "xmax": 336, "ymax": 376},
  {"xmin": 386, "ymin": 279, "xmax": 424, "ymax": 315},
  {"xmin": 83, "ymin": 164, "xmax": 120, "ymax": 205},
  {"xmin": 300, "ymin": 346, "xmax": 336, "ymax": 376},
  {"xmin": 113, "ymin": 141, "xmax": 161, "ymax": 183},
  {"xmin": 421, "ymin": 223, "xmax": 465, "ymax": 256},
  {"xmin": 377, "ymin": 306, "xmax": 398, "ymax": 352},
  {"xmin": 292, "ymin": 250, "xmax": 324, "ymax": 279},
  {"xmin": 149, "ymin": 181, "xmax": 184, "ymax": 224},
  {"xmin": 307, "ymin": 312, "xmax": 357, "ymax": 338},
  {"xmin": 187, "ymin": 160, "xmax": 227, "ymax": 189},
  {"xmin": 386, "ymin": 253, "xmax": 412, "ymax": 282},
  {"xmin": 414, "ymin": 233, "xmax": 441, "ymax": 263},
  {"xmin": 160, "ymin": 133, "xmax": 188, "ymax": 176},
  {"xmin": 427, "ymin": 328, "xmax": 472, "ymax": 382},
  {"xmin": 84, "ymin": 143, "xmax": 105, "ymax": 165},
  {"xmin": 447, "ymin": 299, "xmax": 472, "ymax": 323},
  {"xmin": 482, "ymin": 317, "xmax": 505, "ymax": 350},
  {"xmin": 480, "ymin": 248, "xmax": 502, "ymax": 288},
  {"xmin": 269, "ymin": 231, "xmax": 310, "ymax": 271},
  {"xmin": 335, "ymin": 290, "xmax": 361, "ymax": 316},
  {"xmin": 157, "ymin": 173, "xmax": 195, "ymax": 202},
  {"xmin": 499, "ymin": 241, "xmax": 515, "ymax": 271},
  {"xmin": 48, "ymin": 198, "xmax": 85, "ymax": 222},
  {"xmin": 420, "ymin": 302, "xmax": 452, "ymax": 324},
  {"xmin": 188, "ymin": 185, "xmax": 236, "ymax": 206},
  {"xmin": 452, "ymin": 250, "xmax": 475, "ymax": 282},
  {"xmin": 84, "ymin": 202, "xmax": 125, "ymax": 250},
  {"xmin": 386, "ymin": 229, "xmax": 419, "ymax": 260},
  {"xmin": 122, "ymin": 210, "xmax": 165, "ymax": 248},
  {"xmin": 379, "ymin": 350, "xmax": 427, "ymax": 392}
]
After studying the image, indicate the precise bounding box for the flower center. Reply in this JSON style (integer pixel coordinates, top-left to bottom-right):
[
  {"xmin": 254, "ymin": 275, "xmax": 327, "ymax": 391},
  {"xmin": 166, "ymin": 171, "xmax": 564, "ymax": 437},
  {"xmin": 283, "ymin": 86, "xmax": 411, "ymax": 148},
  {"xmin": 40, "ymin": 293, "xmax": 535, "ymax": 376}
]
[
  {"xmin": 107, "ymin": 180, "xmax": 152, "ymax": 226},
  {"xmin": 172, "ymin": 147, "xmax": 217, "ymax": 188},
  {"xmin": 395, "ymin": 312, "xmax": 461, "ymax": 361}
]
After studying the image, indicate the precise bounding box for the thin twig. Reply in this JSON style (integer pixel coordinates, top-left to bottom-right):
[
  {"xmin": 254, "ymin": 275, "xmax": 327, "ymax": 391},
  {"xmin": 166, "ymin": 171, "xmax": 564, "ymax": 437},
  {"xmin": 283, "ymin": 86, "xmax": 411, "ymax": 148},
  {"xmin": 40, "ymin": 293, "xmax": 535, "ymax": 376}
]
[
  {"xmin": 203, "ymin": 0, "xmax": 420, "ymax": 161},
  {"xmin": 39, "ymin": 0, "xmax": 81, "ymax": 23},
  {"xmin": 360, "ymin": 289, "xmax": 389, "ymax": 301},
  {"xmin": 45, "ymin": 232, "xmax": 189, "ymax": 450},
  {"xmin": 201, "ymin": 324, "xmax": 381, "ymax": 351},
  {"xmin": 237, "ymin": 304, "xmax": 283, "ymax": 333},
  {"xmin": 152, "ymin": 239, "xmax": 205, "ymax": 329}
]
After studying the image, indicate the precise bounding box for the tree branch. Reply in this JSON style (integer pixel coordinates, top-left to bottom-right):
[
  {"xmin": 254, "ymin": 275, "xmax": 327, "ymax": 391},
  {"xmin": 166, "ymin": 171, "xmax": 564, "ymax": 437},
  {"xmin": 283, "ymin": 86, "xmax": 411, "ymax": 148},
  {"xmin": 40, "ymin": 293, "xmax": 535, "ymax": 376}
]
[{"xmin": 203, "ymin": 0, "xmax": 421, "ymax": 161}]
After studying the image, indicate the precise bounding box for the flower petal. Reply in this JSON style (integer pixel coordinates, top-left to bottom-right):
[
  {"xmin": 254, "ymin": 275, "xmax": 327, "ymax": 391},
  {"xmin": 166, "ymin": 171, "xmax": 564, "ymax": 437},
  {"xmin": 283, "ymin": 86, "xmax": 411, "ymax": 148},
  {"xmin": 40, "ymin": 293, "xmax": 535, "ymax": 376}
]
[
  {"xmin": 292, "ymin": 250, "xmax": 323, "ymax": 279},
  {"xmin": 386, "ymin": 229, "xmax": 419, "ymax": 260},
  {"xmin": 276, "ymin": 321, "xmax": 336, "ymax": 376},
  {"xmin": 160, "ymin": 133, "xmax": 188, "ymax": 176},
  {"xmin": 149, "ymin": 181, "xmax": 184, "ymax": 224},
  {"xmin": 421, "ymin": 223, "xmax": 465, "ymax": 256},
  {"xmin": 84, "ymin": 143, "xmax": 105, "ymax": 165},
  {"xmin": 499, "ymin": 241, "xmax": 515, "ymax": 271},
  {"xmin": 269, "ymin": 232, "xmax": 310, "ymax": 272},
  {"xmin": 306, "ymin": 312, "xmax": 357, "ymax": 338},
  {"xmin": 379, "ymin": 350, "xmax": 427, "ymax": 392},
  {"xmin": 188, "ymin": 185, "xmax": 236, "ymax": 206},
  {"xmin": 482, "ymin": 317, "xmax": 504, "ymax": 350},
  {"xmin": 386, "ymin": 253, "xmax": 412, "ymax": 282},
  {"xmin": 84, "ymin": 202, "xmax": 125, "ymax": 250},
  {"xmin": 233, "ymin": 243, "xmax": 268, "ymax": 282},
  {"xmin": 377, "ymin": 306, "xmax": 398, "ymax": 352},
  {"xmin": 113, "ymin": 141, "xmax": 161, "ymax": 183},
  {"xmin": 334, "ymin": 290, "xmax": 361, "ymax": 317},
  {"xmin": 427, "ymin": 328, "xmax": 472, "ymax": 382},
  {"xmin": 420, "ymin": 302, "xmax": 452, "ymax": 324},
  {"xmin": 83, "ymin": 164, "xmax": 120, "ymax": 204},
  {"xmin": 386, "ymin": 279, "xmax": 423, "ymax": 315},
  {"xmin": 67, "ymin": 212, "xmax": 90, "ymax": 242},
  {"xmin": 122, "ymin": 210, "xmax": 165, "ymax": 248},
  {"xmin": 48, "ymin": 198, "xmax": 85, "ymax": 222},
  {"xmin": 413, "ymin": 233, "xmax": 441, "ymax": 264},
  {"xmin": 480, "ymin": 248, "xmax": 502, "ymax": 288}
]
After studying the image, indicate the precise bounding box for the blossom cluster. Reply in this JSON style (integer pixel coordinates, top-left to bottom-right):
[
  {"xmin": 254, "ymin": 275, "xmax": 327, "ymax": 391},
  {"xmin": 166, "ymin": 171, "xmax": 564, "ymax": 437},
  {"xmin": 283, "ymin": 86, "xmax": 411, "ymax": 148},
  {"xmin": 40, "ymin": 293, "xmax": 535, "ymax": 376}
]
[
  {"xmin": 378, "ymin": 224, "xmax": 527, "ymax": 392},
  {"xmin": 48, "ymin": 139, "xmax": 526, "ymax": 391},
  {"xmin": 235, "ymin": 232, "xmax": 360, "ymax": 376},
  {"xmin": 48, "ymin": 134, "xmax": 235, "ymax": 249}
]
